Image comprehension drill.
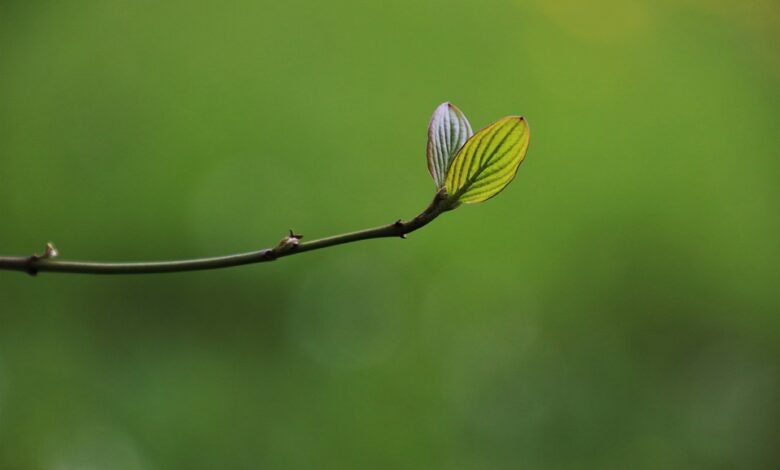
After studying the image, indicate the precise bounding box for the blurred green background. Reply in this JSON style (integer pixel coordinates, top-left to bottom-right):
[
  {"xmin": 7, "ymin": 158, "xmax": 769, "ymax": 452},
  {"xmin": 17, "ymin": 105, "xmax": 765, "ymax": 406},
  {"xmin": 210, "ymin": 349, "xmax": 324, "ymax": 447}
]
[{"xmin": 1, "ymin": 0, "xmax": 778, "ymax": 468}]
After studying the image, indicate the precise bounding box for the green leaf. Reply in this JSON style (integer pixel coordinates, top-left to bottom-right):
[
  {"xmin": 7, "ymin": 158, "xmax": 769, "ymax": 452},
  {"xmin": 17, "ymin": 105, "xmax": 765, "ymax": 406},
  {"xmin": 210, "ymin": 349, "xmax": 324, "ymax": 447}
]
[
  {"xmin": 426, "ymin": 102, "xmax": 473, "ymax": 188},
  {"xmin": 444, "ymin": 116, "xmax": 530, "ymax": 204}
]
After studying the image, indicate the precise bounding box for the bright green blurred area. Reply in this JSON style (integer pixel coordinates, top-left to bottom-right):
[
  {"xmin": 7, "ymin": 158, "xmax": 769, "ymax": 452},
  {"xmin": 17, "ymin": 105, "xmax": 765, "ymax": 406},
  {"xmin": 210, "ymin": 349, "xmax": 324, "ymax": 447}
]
[{"xmin": 1, "ymin": 0, "xmax": 778, "ymax": 468}]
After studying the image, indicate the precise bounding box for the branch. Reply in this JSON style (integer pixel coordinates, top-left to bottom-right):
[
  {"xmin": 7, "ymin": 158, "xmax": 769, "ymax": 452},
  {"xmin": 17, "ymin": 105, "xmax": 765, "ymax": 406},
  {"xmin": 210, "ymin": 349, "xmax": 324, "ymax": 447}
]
[
  {"xmin": 0, "ymin": 102, "xmax": 530, "ymax": 276},
  {"xmin": 0, "ymin": 191, "xmax": 454, "ymax": 276}
]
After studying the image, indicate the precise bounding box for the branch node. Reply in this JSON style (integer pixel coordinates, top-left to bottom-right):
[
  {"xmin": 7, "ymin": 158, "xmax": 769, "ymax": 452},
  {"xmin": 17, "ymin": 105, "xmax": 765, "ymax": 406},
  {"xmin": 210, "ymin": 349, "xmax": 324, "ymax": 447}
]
[
  {"xmin": 25, "ymin": 242, "xmax": 59, "ymax": 276},
  {"xmin": 272, "ymin": 230, "xmax": 302, "ymax": 256},
  {"xmin": 25, "ymin": 256, "xmax": 39, "ymax": 276}
]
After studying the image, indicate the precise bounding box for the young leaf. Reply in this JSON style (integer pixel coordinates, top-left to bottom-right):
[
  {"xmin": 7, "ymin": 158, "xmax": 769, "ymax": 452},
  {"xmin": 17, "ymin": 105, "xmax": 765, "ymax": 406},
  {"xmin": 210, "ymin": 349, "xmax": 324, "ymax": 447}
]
[
  {"xmin": 444, "ymin": 116, "xmax": 530, "ymax": 204},
  {"xmin": 426, "ymin": 102, "xmax": 473, "ymax": 188}
]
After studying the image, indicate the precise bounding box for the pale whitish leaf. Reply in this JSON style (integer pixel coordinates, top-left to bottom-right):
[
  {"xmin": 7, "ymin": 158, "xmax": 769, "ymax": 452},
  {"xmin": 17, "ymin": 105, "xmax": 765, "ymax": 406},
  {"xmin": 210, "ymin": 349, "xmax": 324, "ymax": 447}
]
[{"xmin": 426, "ymin": 102, "xmax": 473, "ymax": 188}]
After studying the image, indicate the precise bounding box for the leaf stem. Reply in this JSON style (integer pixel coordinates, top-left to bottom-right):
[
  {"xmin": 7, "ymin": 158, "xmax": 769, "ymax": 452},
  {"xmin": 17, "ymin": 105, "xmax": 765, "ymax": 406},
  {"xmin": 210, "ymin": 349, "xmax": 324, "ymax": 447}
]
[{"xmin": 0, "ymin": 191, "xmax": 454, "ymax": 276}]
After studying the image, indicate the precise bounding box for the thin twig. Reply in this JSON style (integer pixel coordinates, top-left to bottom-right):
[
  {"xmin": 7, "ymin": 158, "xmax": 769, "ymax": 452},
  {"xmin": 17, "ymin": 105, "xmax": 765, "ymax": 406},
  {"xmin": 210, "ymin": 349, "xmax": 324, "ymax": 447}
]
[{"xmin": 0, "ymin": 191, "xmax": 454, "ymax": 276}]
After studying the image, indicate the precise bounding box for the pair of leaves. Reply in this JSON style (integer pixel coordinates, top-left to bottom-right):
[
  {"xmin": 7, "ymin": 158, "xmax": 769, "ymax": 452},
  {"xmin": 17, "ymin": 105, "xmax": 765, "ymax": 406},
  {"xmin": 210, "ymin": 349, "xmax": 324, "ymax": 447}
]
[{"xmin": 426, "ymin": 102, "xmax": 530, "ymax": 204}]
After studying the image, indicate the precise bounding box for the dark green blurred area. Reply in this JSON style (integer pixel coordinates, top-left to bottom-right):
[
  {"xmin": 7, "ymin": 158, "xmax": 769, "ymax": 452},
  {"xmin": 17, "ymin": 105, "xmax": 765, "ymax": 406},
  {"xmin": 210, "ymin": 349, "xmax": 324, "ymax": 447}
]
[{"xmin": 1, "ymin": 0, "xmax": 779, "ymax": 468}]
